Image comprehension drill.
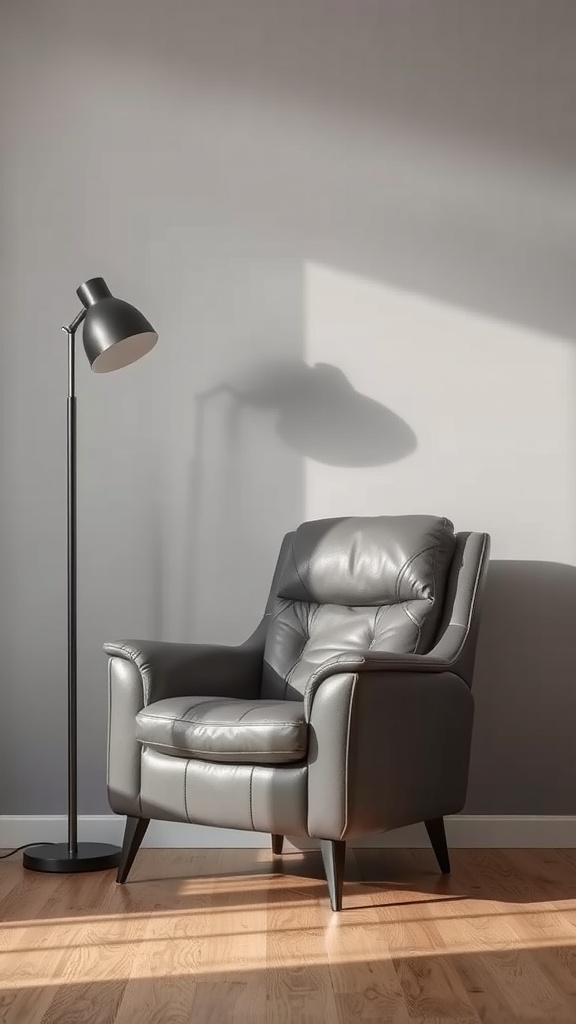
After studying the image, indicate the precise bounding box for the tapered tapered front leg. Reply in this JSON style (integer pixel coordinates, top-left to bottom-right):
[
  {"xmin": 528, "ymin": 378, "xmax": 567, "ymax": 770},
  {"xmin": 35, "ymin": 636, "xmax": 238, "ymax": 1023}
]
[
  {"xmin": 117, "ymin": 816, "xmax": 150, "ymax": 884},
  {"xmin": 320, "ymin": 839, "xmax": 346, "ymax": 911},
  {"xmin": 425, "ymin": 817, "xmax": 451, "ymax": 874},
  {"xmin": 271, "ymin": 834, "xmax": 284, "ymax": 856}
]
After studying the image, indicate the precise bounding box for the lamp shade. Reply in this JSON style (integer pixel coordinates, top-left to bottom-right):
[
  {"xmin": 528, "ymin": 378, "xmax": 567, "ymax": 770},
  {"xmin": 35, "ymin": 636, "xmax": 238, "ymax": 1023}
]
[{"xmin": 77, "ymin": 277, "xmax": 158, "ymax": 373}]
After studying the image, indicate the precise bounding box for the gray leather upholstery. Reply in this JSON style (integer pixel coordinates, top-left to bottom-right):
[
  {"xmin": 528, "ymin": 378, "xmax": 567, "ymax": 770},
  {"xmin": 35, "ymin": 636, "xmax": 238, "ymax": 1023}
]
[
  {"xmin": 276, "ymin": 515, "xmax": 455, "ymax": 606},
  {"xmin": 136, "ymin": 696, "xmax": 308, "ymax": 764},
  {"xmin": 106, "ymin": 514, "xmax": 490, "ymax": 902},
  {"xmin": 306, "ymin": 669, "xmax": 474, "ymax": 839},
  {"xmin": 139, "ymin": 748, "xmax": 308, "ymax": 836},
  {"xmin": 262, "ymin": 516, "xmax": 456, "ymax": 700}
]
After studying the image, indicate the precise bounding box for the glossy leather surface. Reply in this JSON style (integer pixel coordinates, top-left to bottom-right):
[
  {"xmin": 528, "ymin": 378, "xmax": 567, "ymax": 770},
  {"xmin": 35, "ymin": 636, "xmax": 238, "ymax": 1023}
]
[
  {"xmin": 307, "ymin": 669, "xmax": 474, "ymax": 839},
  {"xmin": 262, "ymin": 515, "xmax": 456, "ymax": 700},
  {"xmin": 106, "ymin": 516, "xmax": 490, "ymax": 845},
  {"xmin": 139, "ymin": 747, "xmax": 308, "ymax": 835},
  {"xmin": 277, "ymin": 516, "xmax": 456, "ymax": 606},
  {"xmin": 136, "ymin": 696, "xmax": 307, "ymax": 764}
]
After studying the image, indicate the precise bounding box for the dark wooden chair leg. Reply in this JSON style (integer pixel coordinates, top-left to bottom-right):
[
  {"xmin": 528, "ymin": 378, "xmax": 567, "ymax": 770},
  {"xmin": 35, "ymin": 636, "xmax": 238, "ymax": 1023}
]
[
  {"xmin": 271, "ymin": 834, "xmax": 284, "ymax": 856},
  {"xmin": 320, "ymin": 839, "xmax": 346, "ymax": 911},
  {"xmin": 117, "ymin": 816, "xmax": 150, "ymax": 884},
  {"xmin": 425, "ymin": 817, "xmax": 451, "ymax": 874}
]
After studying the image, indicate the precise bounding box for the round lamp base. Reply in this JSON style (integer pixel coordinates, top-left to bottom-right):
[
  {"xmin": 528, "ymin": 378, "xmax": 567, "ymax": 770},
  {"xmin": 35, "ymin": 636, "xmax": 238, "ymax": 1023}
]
[{"xmin": 23, "ymin": 842, "xmax": 121, "ymax": 874}]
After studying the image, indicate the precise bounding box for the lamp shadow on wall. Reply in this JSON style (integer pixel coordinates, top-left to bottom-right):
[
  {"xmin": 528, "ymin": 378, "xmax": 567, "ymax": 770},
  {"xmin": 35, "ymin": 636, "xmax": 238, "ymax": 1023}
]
[
  {"xmin": 182, "ymin": 359, "xmax": 417, "ymax": 638},
  {"xmin": 199, "ymin": 359, "xmax": 417, "ymax": 467}
]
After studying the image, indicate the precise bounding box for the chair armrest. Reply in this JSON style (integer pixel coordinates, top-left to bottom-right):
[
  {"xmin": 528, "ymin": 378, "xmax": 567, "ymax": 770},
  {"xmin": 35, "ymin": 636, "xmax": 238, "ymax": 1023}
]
[
  {"xmin": 104, "ymin": 628, "xmax": 265, "ymax": 707},
  {"xmin": 303, "ymin": 649, "xmax": 456, "ymax": 718},
  {"xmin": 306, "ymin": 669, "xmax": 474, "ymax": 840},
  {"xmin": 105, "ymin": 627, "xmax": 266, "ymax": 817}
]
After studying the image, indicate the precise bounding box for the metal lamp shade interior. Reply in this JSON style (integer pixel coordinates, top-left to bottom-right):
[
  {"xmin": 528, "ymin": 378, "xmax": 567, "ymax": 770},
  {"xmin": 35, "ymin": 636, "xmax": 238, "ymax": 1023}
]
[
  {"xmin": 76, "ymin": 279, "xmax": 158, "ymax": 373},
  {"xmin": 83, "ymin": 299, "xmax": 158, "ymax": 373}
]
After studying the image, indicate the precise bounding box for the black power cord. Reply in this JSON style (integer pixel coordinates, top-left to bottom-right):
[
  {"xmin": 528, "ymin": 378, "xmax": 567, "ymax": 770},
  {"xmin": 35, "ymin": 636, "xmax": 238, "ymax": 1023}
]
[{"xmin": 0, "ymin": 843, "xmax": 56, "ymax": 860}]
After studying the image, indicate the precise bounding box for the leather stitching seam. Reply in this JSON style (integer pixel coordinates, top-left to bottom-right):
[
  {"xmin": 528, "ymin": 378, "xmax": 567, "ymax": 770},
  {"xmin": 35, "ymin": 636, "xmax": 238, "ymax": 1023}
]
[
  {"xmin": 138, "ymin": 740, "xmax": 306, "ymax": 759},
  {"xmin": 395, "ymin": 543, "xmax": 436, "ymax": 603},
  {"xmin": 368, "ymin": 605, "xmax": 388, "ymax": 650},
  {"xmin": 183, "ymin": 759, "xmax": 191, "ymax": 822},
  {"xmin": 401, "ymin": 601, "xmax": 422, "ymax": 654},
  {"xmin": 137, "ymin": 713, "xmax": 305, "ymax": 727},
  {"xmin": 340, "ymin": 674, "xmax": 358, "ymax": 841},
  {"xmin": 249, "ymin": 768, "xmax": 255, "ymax": 829}
]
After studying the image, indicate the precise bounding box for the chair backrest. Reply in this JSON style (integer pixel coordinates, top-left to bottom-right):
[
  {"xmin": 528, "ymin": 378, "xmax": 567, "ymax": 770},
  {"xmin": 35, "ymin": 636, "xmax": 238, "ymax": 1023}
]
[{"xmin": 261, "ymin": 515, "xmax": 458, "ymax": 701}]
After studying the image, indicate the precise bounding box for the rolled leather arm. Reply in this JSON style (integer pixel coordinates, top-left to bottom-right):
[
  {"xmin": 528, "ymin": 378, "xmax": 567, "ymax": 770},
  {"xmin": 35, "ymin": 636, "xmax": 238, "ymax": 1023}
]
[
  {"xmin": 105, "ymin": 629, "xmax": 266, "ymax": 816},
  {"xmin": 307, "ymin": 669, "xmax": 474, "ymax": 841},
  {"xmin": 104, "ymin": 629, "xmax": 265, "ymax": 707},
  {"xmin": 302, "ymin": 649, "xmax": 457, "ymax": 719}
]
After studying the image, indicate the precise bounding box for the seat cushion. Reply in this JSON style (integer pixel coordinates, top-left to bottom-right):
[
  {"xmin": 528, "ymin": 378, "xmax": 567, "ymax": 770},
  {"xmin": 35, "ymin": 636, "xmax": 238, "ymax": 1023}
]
[{"xmin": 135, "ymin": 696, "xmax": 308, "ymax": 765}]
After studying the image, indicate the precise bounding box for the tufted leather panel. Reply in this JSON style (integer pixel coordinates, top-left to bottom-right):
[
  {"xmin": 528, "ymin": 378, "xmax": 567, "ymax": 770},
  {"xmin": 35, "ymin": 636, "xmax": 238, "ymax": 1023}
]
[
  {"xmin": 262, "ymin": 515, "xmax": 456, "ymax": 700},
  {"xmin": 136, "ymin": 696, "xmax": 307, "ymax": 764},
  {"xmin": 139, "ymin": 747, "xmax": 308, "ymax": 835}
]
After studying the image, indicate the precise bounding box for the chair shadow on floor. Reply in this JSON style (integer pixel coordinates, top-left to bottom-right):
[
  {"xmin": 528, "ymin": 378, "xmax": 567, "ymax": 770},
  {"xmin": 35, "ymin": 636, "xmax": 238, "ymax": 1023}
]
[
  {"xmin": 2, "ymin": 848, "xmax": 576, "ymax": 1022},
  {"xmin": 51, "ymin": 846, "xmax": 576, "ymax": 916}
]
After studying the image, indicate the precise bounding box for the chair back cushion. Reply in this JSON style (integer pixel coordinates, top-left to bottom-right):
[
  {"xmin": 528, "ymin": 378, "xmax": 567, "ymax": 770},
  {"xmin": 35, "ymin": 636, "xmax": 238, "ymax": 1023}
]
[{"xmin": 262, "ymin": 515, "xmax": 456, "ymax": 700}]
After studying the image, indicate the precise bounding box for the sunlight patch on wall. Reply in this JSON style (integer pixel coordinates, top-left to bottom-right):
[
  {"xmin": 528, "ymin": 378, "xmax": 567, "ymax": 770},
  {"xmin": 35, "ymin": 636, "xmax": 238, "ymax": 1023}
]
[{"xmin": 304, "ymin": 262, "xmax": 574, "ymax": 563}]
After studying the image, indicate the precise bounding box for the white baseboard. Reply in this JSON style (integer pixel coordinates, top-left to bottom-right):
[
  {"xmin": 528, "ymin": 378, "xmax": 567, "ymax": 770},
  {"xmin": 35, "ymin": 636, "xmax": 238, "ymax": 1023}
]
[{"xmin": 2, "ymin": 815, "xmax": 576, "ymax": 850}]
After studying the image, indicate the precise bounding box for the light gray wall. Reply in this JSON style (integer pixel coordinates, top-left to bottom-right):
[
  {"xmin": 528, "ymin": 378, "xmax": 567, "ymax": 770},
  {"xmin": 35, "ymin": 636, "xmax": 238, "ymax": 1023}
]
[{"xmin": 1, "ymin": 1, "xmax": 575, "ymax": 816}]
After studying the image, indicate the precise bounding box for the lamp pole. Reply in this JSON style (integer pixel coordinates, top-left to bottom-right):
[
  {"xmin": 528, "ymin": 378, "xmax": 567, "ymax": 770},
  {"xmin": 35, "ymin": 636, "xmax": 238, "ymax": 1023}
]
[
  {"xmin": 23, "ymin": 278, "xmax": 157, "ymax": 873},
  {"xmin": 64, "ymin": 309, "xmax": 85, "ymax": 857}
]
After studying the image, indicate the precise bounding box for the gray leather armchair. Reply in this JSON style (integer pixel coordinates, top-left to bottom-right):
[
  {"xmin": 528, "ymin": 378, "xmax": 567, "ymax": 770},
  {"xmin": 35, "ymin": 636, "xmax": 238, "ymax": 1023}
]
[{"xmin": 105, "ymin": 515, "xmax": 490, "ymax": 910}]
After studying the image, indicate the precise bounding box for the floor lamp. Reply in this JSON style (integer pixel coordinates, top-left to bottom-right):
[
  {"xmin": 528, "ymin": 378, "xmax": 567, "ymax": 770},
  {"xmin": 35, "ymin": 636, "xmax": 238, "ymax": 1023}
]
[{"xmin": 23, "ymin": 277, "xmax": 158, "ymax": 873}]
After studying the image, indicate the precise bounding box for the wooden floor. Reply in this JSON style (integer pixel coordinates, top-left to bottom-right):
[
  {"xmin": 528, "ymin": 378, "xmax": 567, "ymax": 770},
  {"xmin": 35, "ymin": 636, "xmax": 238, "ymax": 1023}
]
[{"xmin": 1, "ymin": 847, "xmax": 576, "ymax": 1022}]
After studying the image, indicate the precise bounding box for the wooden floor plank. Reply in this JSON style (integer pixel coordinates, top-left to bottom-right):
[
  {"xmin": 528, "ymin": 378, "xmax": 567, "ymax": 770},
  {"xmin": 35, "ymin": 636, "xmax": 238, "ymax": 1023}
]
[
  {"xmin": 425, "ymin": 849, "xmax": 576, "ymax": 1024},
  {"xmin": 354, "ymin": 849, "xmax": 481, "ymax": 1022},
  {"xmin": 265, "ymin": 851, "xmax": 340, "ymax": 1023},
  {"xmin": 1, "ymin": 848, "xmax": 576, "ymax": 1023}
]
